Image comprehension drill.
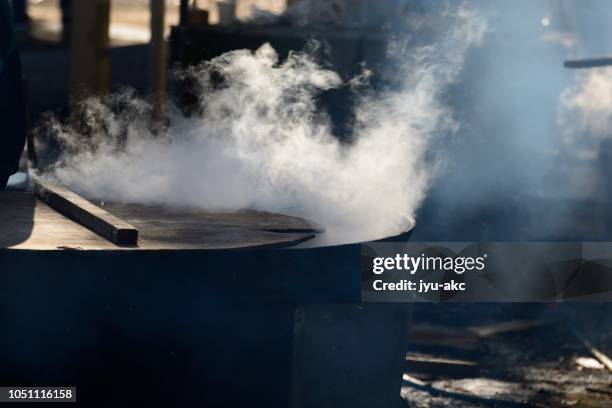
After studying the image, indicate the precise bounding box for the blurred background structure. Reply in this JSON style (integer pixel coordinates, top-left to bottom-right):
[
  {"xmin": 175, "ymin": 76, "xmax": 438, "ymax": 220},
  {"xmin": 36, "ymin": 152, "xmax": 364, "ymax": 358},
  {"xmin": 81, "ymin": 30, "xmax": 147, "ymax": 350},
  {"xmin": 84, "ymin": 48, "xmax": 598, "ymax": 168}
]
[
  {"xmin": 17, "ymin": 0, "xmax": 287, "ymax": 114},
  {"xmin": 12, "ymin": 0, "xmax": 393, "ymax": 139},
  {"xmin": 16, "ymin": 0, "xmax": 412, "ymax": 115}
]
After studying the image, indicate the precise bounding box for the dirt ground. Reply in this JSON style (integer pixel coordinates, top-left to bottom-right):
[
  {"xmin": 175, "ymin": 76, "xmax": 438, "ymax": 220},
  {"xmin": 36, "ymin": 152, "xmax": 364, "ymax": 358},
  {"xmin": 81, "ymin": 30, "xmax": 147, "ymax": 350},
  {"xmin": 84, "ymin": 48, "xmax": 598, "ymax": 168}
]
[{"xmin": 403, "ymin": 304, "xmax": 612, "ymax": 407}]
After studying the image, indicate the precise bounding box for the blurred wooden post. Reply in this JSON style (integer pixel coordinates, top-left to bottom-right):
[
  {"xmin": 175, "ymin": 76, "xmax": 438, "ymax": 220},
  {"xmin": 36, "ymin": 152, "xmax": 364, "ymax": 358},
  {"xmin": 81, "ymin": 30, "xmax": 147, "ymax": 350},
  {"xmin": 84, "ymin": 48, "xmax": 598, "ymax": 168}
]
[
  {"xmin": 150, "ymin": 0, "xmax": 166, "ymax": 123},
  {"xmin": 70, "ymin": 0, "xmax": 111, "ymax": 97},
  {"xmin": 179, "ymin": 0, "xmax": 189, "ymax": 26}
]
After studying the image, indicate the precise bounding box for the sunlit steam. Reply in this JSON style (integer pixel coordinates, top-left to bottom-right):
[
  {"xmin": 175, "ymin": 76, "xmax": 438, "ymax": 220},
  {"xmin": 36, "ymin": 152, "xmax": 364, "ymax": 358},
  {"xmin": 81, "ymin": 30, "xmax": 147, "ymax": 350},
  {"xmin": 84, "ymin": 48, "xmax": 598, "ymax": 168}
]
[
  {"xmin": 560, "ymin": 69, "xmax": 612, "ymax": 158},
  {"xmin": 39, "ymin": 6, "xmax": 486, "ymax": 245}
]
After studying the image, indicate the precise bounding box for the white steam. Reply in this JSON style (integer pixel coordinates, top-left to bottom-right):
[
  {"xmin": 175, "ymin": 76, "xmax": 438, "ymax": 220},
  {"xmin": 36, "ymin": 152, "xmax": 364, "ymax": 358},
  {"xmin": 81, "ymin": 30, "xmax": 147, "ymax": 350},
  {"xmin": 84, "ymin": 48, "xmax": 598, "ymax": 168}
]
[
  {"xmin": 559, "ymin": 69, "xmax": 612, "ymax": 159},
  {"xmin": 553, "ymin": 68, "xmax": 612, "ymax": 200},
  {"xmin": 42, "ymin": 7, "xmax": 485, "ymax": 244}
]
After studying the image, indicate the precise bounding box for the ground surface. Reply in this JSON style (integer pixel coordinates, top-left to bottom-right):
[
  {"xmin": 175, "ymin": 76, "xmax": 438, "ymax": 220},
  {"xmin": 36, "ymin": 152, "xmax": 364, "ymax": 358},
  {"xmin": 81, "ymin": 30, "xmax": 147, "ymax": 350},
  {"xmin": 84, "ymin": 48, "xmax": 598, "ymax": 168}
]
[{"xmin": 402, "ymin": 304, "xmax": 612, "ymax": 407}]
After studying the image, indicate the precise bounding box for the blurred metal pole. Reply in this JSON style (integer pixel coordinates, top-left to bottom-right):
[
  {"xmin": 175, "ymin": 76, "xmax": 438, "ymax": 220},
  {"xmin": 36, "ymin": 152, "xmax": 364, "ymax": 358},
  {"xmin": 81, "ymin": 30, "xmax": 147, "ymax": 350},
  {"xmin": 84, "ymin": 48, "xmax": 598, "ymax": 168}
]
[
  {"xmin": 151, "ymin": 0, "xmax": 167, "ymax": 124},
  {"xmin": 70, "ymin": 0, "xmax": 110, "ymax": 97},
  {"xmin": 564, "ymin": 57, "xmax": 612, "ymax": 69}
]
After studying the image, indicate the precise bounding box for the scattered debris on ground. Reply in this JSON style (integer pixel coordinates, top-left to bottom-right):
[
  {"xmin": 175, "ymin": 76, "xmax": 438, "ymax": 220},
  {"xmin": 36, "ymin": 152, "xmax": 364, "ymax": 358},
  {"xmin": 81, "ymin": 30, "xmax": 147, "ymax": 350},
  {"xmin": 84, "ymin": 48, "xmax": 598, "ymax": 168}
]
[{"xmin": 402, "ymin": 304, "xmax": 612, "ymax": 407}]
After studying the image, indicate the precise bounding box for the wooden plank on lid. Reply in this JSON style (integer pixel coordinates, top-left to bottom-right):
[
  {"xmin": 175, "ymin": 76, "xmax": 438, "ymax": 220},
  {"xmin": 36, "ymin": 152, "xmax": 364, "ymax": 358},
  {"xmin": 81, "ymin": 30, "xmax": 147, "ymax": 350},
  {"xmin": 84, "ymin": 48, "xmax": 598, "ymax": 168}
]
[{"xmin": 32, "ymin": 176, "xmax": 139, "ymax": 246}]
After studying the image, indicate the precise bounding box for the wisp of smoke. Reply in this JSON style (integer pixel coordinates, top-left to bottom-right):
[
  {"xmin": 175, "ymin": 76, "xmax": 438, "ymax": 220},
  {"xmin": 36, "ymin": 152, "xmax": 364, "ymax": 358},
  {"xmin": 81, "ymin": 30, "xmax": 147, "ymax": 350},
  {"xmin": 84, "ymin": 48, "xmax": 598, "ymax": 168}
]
[
  {"xmin": 559, "ymin": 69, "xmax": 612, "ymax": 159},
  {"xmin": 40, "ymin": 6, "xmax": 485, "ymax": 245},
  {"xmin": 553, "ymin": 1, "xmax": 612, "ymax": 202}
]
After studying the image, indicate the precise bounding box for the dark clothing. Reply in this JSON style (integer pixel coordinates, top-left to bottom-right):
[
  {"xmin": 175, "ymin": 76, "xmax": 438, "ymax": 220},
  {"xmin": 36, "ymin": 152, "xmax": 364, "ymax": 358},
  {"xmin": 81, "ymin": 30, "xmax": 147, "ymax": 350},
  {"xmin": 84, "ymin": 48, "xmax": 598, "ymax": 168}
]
[{"xmin": 0, "ymin": 0, "xmax": 27, "ymax": 189}]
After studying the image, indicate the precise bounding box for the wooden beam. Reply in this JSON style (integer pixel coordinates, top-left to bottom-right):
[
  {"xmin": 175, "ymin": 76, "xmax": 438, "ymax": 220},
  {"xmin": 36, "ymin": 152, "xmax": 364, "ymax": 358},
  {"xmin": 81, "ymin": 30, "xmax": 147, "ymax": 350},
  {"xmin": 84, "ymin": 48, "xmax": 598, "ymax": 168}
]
[
  {"xmin": 70, "ymin": 0, "xmax": 111, "ymax": 96},
  {"xmin": 405, "ymin": 353, "xmax": 480, "ymax": 379},
  {"xmin": 179, "ymin": 0, "xmax": 189, "ymax": 27},
  {"xmin": 32, "ymin": 177, "xmax": 139, "ymax": 246}
]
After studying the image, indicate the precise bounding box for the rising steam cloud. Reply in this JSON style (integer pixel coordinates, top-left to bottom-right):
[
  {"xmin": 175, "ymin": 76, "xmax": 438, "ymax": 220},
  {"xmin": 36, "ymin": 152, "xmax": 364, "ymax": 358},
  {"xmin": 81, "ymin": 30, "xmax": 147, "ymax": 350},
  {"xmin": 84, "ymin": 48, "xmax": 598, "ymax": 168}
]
[
  {"xmin": 40, "ymin": 6, "xmax": 486, "ymax": 244},
  {"xmin": 559, "ymin": 69, "xmax": 612, "ymax": 159},
  {"xmin": 401, "ymin": 0, "xmax": 612, "ymax": 241}
]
